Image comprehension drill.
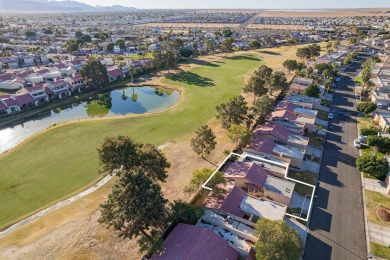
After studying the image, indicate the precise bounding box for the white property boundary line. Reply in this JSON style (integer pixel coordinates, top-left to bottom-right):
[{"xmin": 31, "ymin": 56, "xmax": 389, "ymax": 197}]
[{"xmin": 202, "ymin": 152, "xmax": 316, "ymax": 222}]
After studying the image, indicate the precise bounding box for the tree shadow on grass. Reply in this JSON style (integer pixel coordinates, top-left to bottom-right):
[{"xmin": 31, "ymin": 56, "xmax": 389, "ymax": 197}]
[
  {"xmin": 259, "ymin": 50, "xmax": 281, "ymax": 56},
  {"xmin": 166, "ymin": 71, "xmax": 215, "ymax": 87},
  {"xmin": 225, "ymin": 55, "xmax": 261, "ymax": 61},
  {"xmin": 192, "ymin": 59, "xmax": 220, "ymax": 67}
]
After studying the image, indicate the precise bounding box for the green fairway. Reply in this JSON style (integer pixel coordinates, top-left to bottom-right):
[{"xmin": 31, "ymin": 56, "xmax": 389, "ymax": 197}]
[{"xmin": 0, "ymin": 54, "xmax": 261, "ymax": 229}]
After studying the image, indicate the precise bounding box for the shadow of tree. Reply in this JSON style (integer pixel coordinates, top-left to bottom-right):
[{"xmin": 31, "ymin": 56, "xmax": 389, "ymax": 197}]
[
  {"xmin": 225, "ymin": 55, "xmax": 261, "ymax": 61},
  {"xmin": 192, "ymin": 59, "xmax": 220, "ymax": 67},
  {"xmin": 259, "ymin": 50, "xmax": 281, "ymax": 56},
  {"xmin": 166, "ymin": 71, "xmax": 215, "ymax": 87}
]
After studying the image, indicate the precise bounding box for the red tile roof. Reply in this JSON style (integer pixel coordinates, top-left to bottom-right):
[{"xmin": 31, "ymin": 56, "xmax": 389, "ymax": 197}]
[
  {"xmin": 107, "ymin": 68, "xmax": 122, "ymax": 78},
  {"xmin": 253, "ymin": 123, "xmax": 292, "ymax": 142},
  {"xmin": 275, "ymin": 101, "xmax": 297, "ymax": 112},
  {"xmin": 271, "ymin": 110, "xmax": 298, "ymax": 121},
  {"xmin": 0, "ymin": 100, "xmax": 8, "ymax": 111},
  {"xmin": 219, "ymin": 186, "xmax": 246, "ymax": 218},
  {"xmin": 152, "ymin": 223, "xmax": 239, "ymax": 260},
  {"xmin": 246, "ymin": 136, "xmax": 275, "ymax": 154},
  {"xmin": 0, "ymin": 73, "xmax": 14, "ymax": 81}
]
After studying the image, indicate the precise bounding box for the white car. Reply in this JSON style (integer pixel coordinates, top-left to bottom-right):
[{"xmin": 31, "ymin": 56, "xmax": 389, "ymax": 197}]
[
  {"xmin": 328, "ymin": 113, "xmax": 334, "ymax": 120},
  {"xmin": 353, "ymin": 139, "xmax": 361, "ymax": 148}
]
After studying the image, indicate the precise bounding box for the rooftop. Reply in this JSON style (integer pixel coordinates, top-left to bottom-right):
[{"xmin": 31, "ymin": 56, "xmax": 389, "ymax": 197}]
[
  {"xmin": 152, "ymin": 223, "xmax": 239, "ymax": 260},
  {"xmin": 240, "ymin": 195, "xmax": 287, "ymax": 221},
  {"xmin": 294, "ymin": 107, "xmax": 318, "ymax": 118},
  {"xmin": 264, "ymin": 176, "xmax": 295, "ymax": 198},
  {"xmin": 273, "ymin": 143, "xmax": 305, "ymax": 159}
]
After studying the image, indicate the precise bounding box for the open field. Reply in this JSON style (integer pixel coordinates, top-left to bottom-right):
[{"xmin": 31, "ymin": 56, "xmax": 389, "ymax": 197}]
[
  {"xmin": 0, "ymin": 44, "xmax": 315, "ymax": 259},
  {"xmin": 134, "ymin": 22, "xmax": 241, "ymax": 30},
  {"xmin": 247, "ymin": 24, "xmax": 308, "ymax": 30}
]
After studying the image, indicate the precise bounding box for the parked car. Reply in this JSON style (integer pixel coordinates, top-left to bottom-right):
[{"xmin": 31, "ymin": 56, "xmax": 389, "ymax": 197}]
[
  {"xmin": 328, "ymin": 113, "xmax": 334, "ymax": 120},
  {"xmin": 358, "ymin": 135, "xmax": 367, "ymax": 143},
  {"xmin": 353, "ymin": 139, "xmax": 361, "ymax": 148}
]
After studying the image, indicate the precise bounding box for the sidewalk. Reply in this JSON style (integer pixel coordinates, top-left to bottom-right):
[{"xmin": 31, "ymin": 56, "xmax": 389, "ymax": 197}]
[
  {"xmin": 368, "ymin": 222, "xmax": 390, "ymax": 246},
  {"xmin": 364, "ymin": 178, "xmax": 390, "ymax": 196}
]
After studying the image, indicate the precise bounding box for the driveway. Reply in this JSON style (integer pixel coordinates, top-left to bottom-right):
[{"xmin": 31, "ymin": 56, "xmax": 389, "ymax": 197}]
[
  {"xmin": 368, "ymin": 222, "xmax": 390, "ymax": 246},
  {"xmin": 364, "ymin": 178, "xmax": 389, "ymax": 196}
]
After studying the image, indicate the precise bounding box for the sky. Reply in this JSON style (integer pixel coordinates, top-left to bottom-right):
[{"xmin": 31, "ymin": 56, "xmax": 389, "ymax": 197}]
[{"xmin": 69, "ymin": 0, "xmax": 390, "ymax": 9}]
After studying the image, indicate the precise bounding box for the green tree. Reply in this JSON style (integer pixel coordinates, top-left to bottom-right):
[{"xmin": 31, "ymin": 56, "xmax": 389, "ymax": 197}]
[
  {"xmin": 137, "ymin": 229, "xmax": 163, "ymax": 255},
  {"xmin": 307, "ymin": 44, "xmax": 321, "ymax": 60},
  {"xmin": 75, "ymin": 30, "xmax": 83, "ymax": 38},
  {"xmin": 296, "ymin": 47, "xmax": 310, "ymax": 61},
  {"xmin": 216, "ymin": 95, "xmax": 248, "ymax": 129},
  {"xmin": 180, "ymin": 48, "xmax": 193, "ymax": 58},
  {"xmin": 168, "ymin": 200, "xmax": 204, "ymax": 225},
  {"xmin": 219, "ymin": 38, "xmax": 234, "ymax": 55},
  {"xmin": 80, "ymin": 60, "xmax": 109, "ymax": 88},
  {"xmin": 228, "ymin": 124, "xmax": 252, "ymax": 148},
  {"xmin": 283, "ymin": 59, "xmax": 298, "ymax": 74},
  {"xmin": 254, "ymin": 218, "xmax": 303, "ymax": 260},
  {"xmin": 348, "ymin": 36, "xmax": 358, "ymax": 45},
  {"xmin": 164, "ymin": 50, "xmax": 177, "ymax": 72},
  {"xmin": 204, "ymin": 38, "xmax": 217, "ymax": 54},
  {"xmin": 356, "ymin": 154, "xmax": 389, "ymax": 179},
  {"xmin": 304, "ymin": 84, "xmax": 321, "ymax": 98},
  {"xmin": 366, "ymin": 136, "xmax": 390, "ymax": 153},
  {"xmin": 360, "ymin": 126, "xmax": 380, "ymax": 136},
  {"xmin": 357, "ymin": 101, "xmax": 377, "ymax": 115},
  {"xmin": 185, "ymin": 168, "xmax": 225, "ymax": 193},
  {"xmin": 249, "ymin": 40, "xmax": 261, "ymax": 50},
  {"xmin": 106, "ymin": 42, "xmax": 114, "ymax": 52},
  {"xmin": 99, "ymin": 169, "xmax": 168, "ymax": 239},
  {"xmin": 116, "ymin": 39, "xmax": 126, "ymax": 50},
  {"xmin": 190, "ymin": 125, "xmax": 217, "ymax": 158},
  {"xmin": 255, "ymin": 65, "xmax": 273, "ymax": 80},
  {"xmin": 97, "ymin": 135, "xmax": 170, "ymax": 182},
  {"xmin": 243, "ymin": 74, "xmax": 267, "ymax": 101},
  {"xmin": 252, "ymin": 95, "xmax": 274, "ymax": 124},
  {"xmin": 269, "ymin": 71, "xmax": 288, "ymax": 94}
]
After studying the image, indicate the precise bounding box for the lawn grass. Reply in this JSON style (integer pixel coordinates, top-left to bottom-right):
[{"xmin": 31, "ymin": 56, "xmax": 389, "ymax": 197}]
[
  {"xmin": 371, "ymin": 242, "xmax": 390, "ymax": 259},
  {"xmin": 288, "ymin": 170, "xmax": 316, "ymax": 196},
  {"xmin": 358, "ymin": 116, "xmax": 372, "ymax": 129},
  {"xmin": 0, "ymin": 53, "xmax": 262, "ymax": 230},
  {"xmin": 306, "ymin": 132, "xmax": 325, "ymax": 149},
  {"xmin": 317, "ymin": 110, "xmax": 329, "ymax": 121},
  {"xmin": 365, "ymin": 190, "xmax": 390, "ymax": 226},
  {"xmin": 355, "ymin": 76, "xmax": 362, "ymax": 84}
]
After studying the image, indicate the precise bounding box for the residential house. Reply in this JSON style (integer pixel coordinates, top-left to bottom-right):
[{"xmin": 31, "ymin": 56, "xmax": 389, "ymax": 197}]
[
  {"xmin": 223, "ymin": 161, "xmax": 294, "ymax": 205},
  {"xmin": 373, "ymin": 111, "xmax": 390, "ymax": 132},
  {"xmin": 107, "ymin": 67, "xmax": 123, "ymax": 82},
  {"xmin": 64, "ymin": 75, "xmax": 87, "ymax": 92},
  {"xmin": 245, "ymin": 136, "xmax": 305, "ymax": 168},
  {"xmin": 371, "ymin": 90, "xmax": 390, "ymax": 107},
  {"xmin": 271, "ymin": 109, "xmax": 316, "ymax": 132},
  {"xmin": 44, "ymin": 79, "xmax": 71, "ymax": 99},
  {"xmin": 283, "ymin": 94, "xmax": 321, "ymax": 110},
  {"xmin": 253, "ymin": 123, "xmax": 309, "ymax": 150},
  {"xmin": 152, "ymin": 223, "xmax": 239, "ymax": 260}
]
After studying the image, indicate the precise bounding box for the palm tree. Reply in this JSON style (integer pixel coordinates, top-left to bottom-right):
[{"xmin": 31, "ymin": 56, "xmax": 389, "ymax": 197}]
[
  {"xmin": 129, "ymin": 66, "xmax": 137, "ymax": 83},
  {"xmin": 131, "ymin": 87, "xmax": 138, "ymax": 102},
  {"xmin": 121, "ymin": 88, "xmax": 128, "ymax": 100}
]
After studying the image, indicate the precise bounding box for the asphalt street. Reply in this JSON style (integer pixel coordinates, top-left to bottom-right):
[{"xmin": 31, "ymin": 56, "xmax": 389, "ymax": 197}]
[{"xmin": 304, "ymin": 54, "xmax": 369, "ymax": 260}]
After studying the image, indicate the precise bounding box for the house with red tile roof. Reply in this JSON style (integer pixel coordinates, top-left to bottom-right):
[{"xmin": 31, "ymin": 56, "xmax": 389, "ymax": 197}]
[
  {"xmin": 223, "ymin": 161, "xmax": 273, "ymax": 194},
  {"xmin": 246, "ymin": 136, "xmax": 305, "ymax": 169},
  {"xmin": 64, "ymin": 74, "xmax": 87, "ymax": 93},
  {"xmin": 271, "ymin": 110, "xmax": 316, "ymax": 133},
  {"xmin": 152, "ymin": 223, "xmax": 239, "ymax": 260},
  {"xmin": 107, "ymin": 67, "xmax": 123, "ymax": 82},
  {"xmin": 253, "ymin": 123, "xmax": 309, "ymax": 150},
  {"xmin": 44, "ymin": 79, "xmax": 71, "ymax": 99}
]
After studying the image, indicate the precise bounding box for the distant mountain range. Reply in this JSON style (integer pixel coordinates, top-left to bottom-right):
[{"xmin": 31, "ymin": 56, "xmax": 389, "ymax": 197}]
[{"xmin": 0, "ymin": 0, "xmax": 136, "ymax": 12}]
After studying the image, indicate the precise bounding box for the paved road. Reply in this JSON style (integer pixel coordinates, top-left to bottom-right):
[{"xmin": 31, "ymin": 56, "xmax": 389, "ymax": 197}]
[{"xmin": 304, "ymin": 55, "xmax": 369, "ymax": 260}]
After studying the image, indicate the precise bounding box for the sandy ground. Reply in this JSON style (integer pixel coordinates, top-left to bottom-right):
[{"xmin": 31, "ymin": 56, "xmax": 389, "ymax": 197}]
[
  {"xmin": 134, "ymin": 22, "xmax": 241, "ymax": 29},
  {"xmin": 247, "ymin": 24, "xmax": 308, "ymax": 30}
]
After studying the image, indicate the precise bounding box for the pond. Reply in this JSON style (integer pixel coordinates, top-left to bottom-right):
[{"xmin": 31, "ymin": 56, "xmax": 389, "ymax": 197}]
[{"xmin": 0, "ymin": 86, "xmax": 180, "ymax": 154}]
